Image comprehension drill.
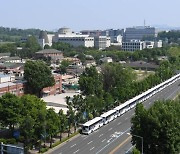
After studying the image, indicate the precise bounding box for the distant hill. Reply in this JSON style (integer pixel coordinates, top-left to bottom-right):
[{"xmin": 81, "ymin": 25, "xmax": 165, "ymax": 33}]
[{"xmin": 152, "ymin": 24, "xmax": 180, "ymax": 31}]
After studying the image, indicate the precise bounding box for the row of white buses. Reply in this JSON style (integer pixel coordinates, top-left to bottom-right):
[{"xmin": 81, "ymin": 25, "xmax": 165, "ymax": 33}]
[{"xmin": 81, "ymin": 73, "xmax": 180, "ymax": 134}]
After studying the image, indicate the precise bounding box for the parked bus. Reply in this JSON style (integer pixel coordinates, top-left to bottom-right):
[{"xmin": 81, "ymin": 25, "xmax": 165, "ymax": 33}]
[{"xmin": 81, "ymin": 117, "xmax": 103, "ymax": 134}]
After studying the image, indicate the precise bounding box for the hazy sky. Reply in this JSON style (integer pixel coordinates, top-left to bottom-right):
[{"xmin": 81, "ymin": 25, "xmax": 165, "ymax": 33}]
[{"xmin": 0, "ymin": 0, "xmax": 180, "ymax": 31}]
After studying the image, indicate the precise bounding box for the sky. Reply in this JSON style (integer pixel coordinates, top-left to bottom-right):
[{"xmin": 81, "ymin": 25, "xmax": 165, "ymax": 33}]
[{"xmin": 0, "ymin": 0, "xmax": 180, "ymax": 31}]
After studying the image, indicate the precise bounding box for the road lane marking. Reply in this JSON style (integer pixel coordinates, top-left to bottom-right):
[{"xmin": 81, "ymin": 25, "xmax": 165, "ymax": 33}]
[
  {"xmin": 88, "ymin": 141, "xmax": 93, "ymax": 144},
  {"xmin": 166, "ymin": 86, "xmax": 180, "ymax": 100},
  {"xmin": 71, "ymin": 144, "xmax": 76, "ymax": 148},
  {"xmin": 83, "ymin": 136, "xmax": 88, "ymax": 140},
  {"xmin": 125, "ymin": 117, "xmax": 128, "ymax": 120},
  {"xmin": 117, "ymin": 122, "xmax": 121, "ymax": 125},
  {"xmin": 90, "ymin": 147, "xmax": 94, "ymax": 151},
  {"xmin": 96, "ymin": 127, "xmax": 130, "ymax": 154},
  {"xmin": 125, "ymin": 146, "xmax": 134, "ymax": 154},
  {"xmin": 109, "ymin": 136, "xmax": 132, "ymax": 154},
  {"xmin": 101, "ymin": 139, "xmax": 106, "ymax": 142},
  {"xmin": 99, "ymin": 134, "xmax": 103, "ymax": 137},
  {"xmin": 73, "ymin": 149, "xmax": 79, "ymax": 154},
  {"xmin": 108, "ymin": 128, "xmax": 112, "ymax": 131}
]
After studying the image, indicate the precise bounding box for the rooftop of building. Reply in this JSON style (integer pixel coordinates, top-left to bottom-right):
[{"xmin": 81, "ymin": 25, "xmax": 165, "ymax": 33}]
[
  {"xmin": 0, "ymin": 73, "xmax": 11, "ymax": 78},
  {"xmin": 0, "ymin": 56, "xmax": 21, "ymax": 61},
  {"xmin": 0, "ymin": 53, "xmax": 11, "ymax": 57},
  {"xmin": 36, "ymin": 49, "xmax": 62, "ymax": 54},
  {"xmin": 122, "ymin": 60, "xmax": 159, "ymax": 70},
  {"xmin": 0, "ymin": 63, "xmax": 24, "ymax": 69},
  {"xmin": 0, "ymin": 80, "xmax": 26, "ymax": 89}
]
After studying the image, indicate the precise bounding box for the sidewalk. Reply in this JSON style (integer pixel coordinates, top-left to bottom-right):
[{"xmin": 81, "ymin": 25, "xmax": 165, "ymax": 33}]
[
  {"xmin": 29, "ymin": 127, "xmax": 80, "ymax": 154},
  {"xmin": 44, "ymin": 133, "xmax": 80, "ymax": 154}
]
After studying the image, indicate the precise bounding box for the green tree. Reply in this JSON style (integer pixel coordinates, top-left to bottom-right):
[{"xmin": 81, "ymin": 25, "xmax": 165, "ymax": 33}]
[
  {"xmin": 59, "ymin": 60, "xmax": 71, "ymax": 74},
  {"xmin": 131, "ymin": 100, "xmax": 180, "ymax": 154},
  {"xmin": 79, "ymin": 66, "xmax": 103, "ymax": 96},
  {"xmin": 132, "ymin": 148, "xmax": 141, "ymax": 154},
  {"xmin": 0, "ymin": 93, "xmax": 22, "ymax": 134},
  {"xmin": 58, "ymin": 110, "xmax": 67, "ymax": 141},
  {"xmin": 20, "ymin": 94, "xmax": 47, "ymax": 150},
  {"xmin": 46, "ymin": 108, "xmax": 59, "ymax": 148},
  {"xmin": 24, "ymin": 60, "xmax": 55, "ymax": 97},
  {"xmin": 25, "ymin": 36, "xmax": 41, "ymax": 52}
]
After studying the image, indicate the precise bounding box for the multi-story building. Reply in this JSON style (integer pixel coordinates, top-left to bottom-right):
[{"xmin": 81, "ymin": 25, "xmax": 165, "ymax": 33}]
[
  {"xmin": 122, "ymin": 40, "xmax": 146, "ymax": 51},
  {"xmin": 94, "ymin": 36, "xmax": 111, "ymax": 50},
  {"xmin": 80, "ymin": 30, "xmax": 102, "ymax": 36},
  {"xmin": 122, "ymin": 40, "xmax": 162, "ymax": 51},
  {"xmin": 101, "ymin": 29, "xmax": 124, "ymax": 46},
  {"xmin": 53, "ymin": 28, "xmax": 94, "ymax": 48},
  {"xmin": 124, "ymin": 26, "xmax": 156, "ymax": 42}
]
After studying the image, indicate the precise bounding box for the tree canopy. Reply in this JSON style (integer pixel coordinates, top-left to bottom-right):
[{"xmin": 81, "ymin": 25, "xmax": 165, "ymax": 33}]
[
  {"xmin": 24, "ymin": 60, "xmax": 55, "ymax": 97},
  {"xmin": 131, "ymin": 100, "xmax": 180, "ymax": 154}
]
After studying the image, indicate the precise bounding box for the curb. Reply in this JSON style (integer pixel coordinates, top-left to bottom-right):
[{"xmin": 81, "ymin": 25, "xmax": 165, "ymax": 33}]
[{"xmin": 44, "ymin": 133, "xmax": 81, "ymax": 154}]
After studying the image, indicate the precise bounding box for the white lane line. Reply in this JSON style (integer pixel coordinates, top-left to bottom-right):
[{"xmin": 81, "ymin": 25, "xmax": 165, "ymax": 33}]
[
  {"xmin": 83, "ymin": 136, "xmax": 88, "ymax": 140},
  {"xmin": 88, "ymin": 141, "xmax": 93, "ymax": 144},
  {"xmin": 90, "ymin": 147, "xmax": 95, "ymax": 151},
  {"xmin": 73, "ymin": 149, "xmax": 79, "ymax": 154},
  {"xmin": 117, "ymin": 122, "xmax": 121, "ymax": 125},
  {"xmin": 71, "ymin": 144, "xmax": 76, "ymax": 148},
  {"xmin": 108, "ymin": 128, "xmax": 112, "ymax": 131},
  {"xmin": 101, "ymin": 139, "xmax": 106, "ymax": 142},
  {"xmin": 125, "ymin": 146, "xmax": 134, "ymax": 153},
  {"xmin": 99, "ymin": 134, "xmax": 103, "ymax": 137},
  {"xmin": 96, "ymin": 127, "xmax": 131, "ymax": 154},
  {"xmin": 125, "ymin": 117, "xmax": 128, "ymax": 120}
]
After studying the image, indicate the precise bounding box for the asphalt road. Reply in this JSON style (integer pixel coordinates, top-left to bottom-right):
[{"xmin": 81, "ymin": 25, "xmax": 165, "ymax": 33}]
[{"xmin": 50, "ymin": 79, "xmax": 180, "ymax": 154}]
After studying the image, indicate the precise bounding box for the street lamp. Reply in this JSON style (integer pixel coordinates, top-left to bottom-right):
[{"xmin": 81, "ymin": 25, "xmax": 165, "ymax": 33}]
[{"xmin": 127, "ymin": 133, "xmax": 143, "ymax": 154}]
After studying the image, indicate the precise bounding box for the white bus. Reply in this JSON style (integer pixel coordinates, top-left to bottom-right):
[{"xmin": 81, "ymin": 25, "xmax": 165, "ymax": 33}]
[
  {"xmin": 81, "ymin": 73, "xmax": 180, "ymax": 135},
  {"xmin": 100, "ymin": 109, "xmax": 117, "ymax": 125},
  {"xmin": 81, "ymin": 117, "xmax": 103, "ymax": 134}
]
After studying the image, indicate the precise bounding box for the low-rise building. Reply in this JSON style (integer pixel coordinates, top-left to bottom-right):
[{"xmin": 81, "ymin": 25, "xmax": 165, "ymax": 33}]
[
  {"xmin": 0, "ymin": 73, "xmax": 62, "ymax": 98},
  {"xmin": 0, "ymin": 80, "xmax": 25, "ymax": 97},
  {"xmin": 42, "ymin": 74, "xmax": 62, "ymax": 97},
  {"xmin": 122, "ymin": 60, "xmax": 159, "ymax": 71},
  {"xmin": 35, "ymin": 49, "xmax": 63, "ymax": 62},
  {"xmin": 0, "ymin": 57, "xmax": 24, "ymax": 63},
  {"xmin": 100, "ymin": 57, "xmax": 113, "ymax": 63},
  {"xmin": 0, "ymin": 53, "xmax": 11, "ymax": 59}
]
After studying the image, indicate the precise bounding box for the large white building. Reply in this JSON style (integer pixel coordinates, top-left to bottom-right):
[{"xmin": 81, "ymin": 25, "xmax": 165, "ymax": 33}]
[
  {"xmin": 122, "ymin": 40, "xmax": 146, "ymax": 51},
  {"xmin": 122, "ymin": 40, "xmax": 163, "ymax": 51},
  {"xmin": 53, "ymin": 28, "xmax": 94, "ymax": 48}
]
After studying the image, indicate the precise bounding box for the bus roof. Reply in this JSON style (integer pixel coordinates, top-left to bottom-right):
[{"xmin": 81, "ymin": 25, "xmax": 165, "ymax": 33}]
[
  {"xmin": 100, "ymin": 109, "xmax": 116, "ymax": 118},
  {"xmin": 82, "ymin": 117, "xmax": 102, "ymax": 127}
]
